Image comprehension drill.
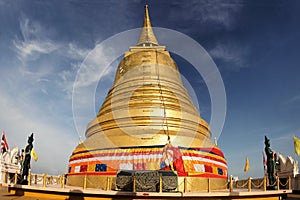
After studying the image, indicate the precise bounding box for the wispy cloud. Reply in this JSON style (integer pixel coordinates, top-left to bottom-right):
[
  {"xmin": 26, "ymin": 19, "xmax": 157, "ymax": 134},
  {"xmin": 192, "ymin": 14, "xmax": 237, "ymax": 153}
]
[
  {"xmin": 6, "ymin": 15, "xmax": 120, "ymax": 166},
  {"xmin": 209, "ymin": 42, "xmax": 249, "ymax": 71},
  {"xmin": 2, "ymin": 16, "xmax": 103, "ymax": 174},
  {"xmin": 284, "ymin": 94, "xmax": 300, "ymax": 105},
  {"xmin": 57, "ymin": 43, "xmax": 91, "ymax": 99},
  {"xmin": 13, "ymin": 18, "xmax": 89, "ymax": 65},
  {"xmin": 71, "ymin": 44, "xmax": 120, "ymax": 137},
  {"xmin": 12, "ymin": 17, "xmax": 96, "ymax": 97},
  {"xmin": 0, "ymin": 68, "xmax": 80, "ymax": 169},
  {"xmin": 272, "ymin": 132, "xmax": 295, "ymax": 143},
  {"xmin": 13, "ymin": 39, "xmax": 59, "ymax": 61},
  {"xmin": 19, "ymin": 18, "xmax": 45, "ymax": 40},
  {"xmin": 171, "ymin": 0, "xmax": 243, "ymax": 30},
  {"xmin": 73, "ymin": 45, "xmax": 116, "ymax": 89},
  {"xmin": 67, "ymin": 43, "xmax": 90, "ymax": 60},
  {"xmin": 193, "ymin": 0, "xmax": 242, "ymax": 30},
  {"xmin": 13, "ymin": 18, "xmax": 59, "ymax": 62},
  {"xmin": 0, "ymin": 90, "xmax": 77, "ymax": 174}
]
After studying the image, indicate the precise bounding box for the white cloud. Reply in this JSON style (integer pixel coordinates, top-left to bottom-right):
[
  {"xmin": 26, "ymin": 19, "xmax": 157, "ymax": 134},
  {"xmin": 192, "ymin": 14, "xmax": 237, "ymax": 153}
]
[
  {"xmin": 12, "ymin": 17, "xmax": 97, "ymax": 98},
  {"xmin": 71, "ymin": 44, "xmax": 119, "ymax": 137},
  {"xmin": 209, "ymin": 42, "xmax": 249, "ymax": 71},
  {"xmin": 272, "ymin": 133, "xmax": 294, "ymax": 143},
  {"xmin": 197, "ymin": 1, "xmax": 242, "ymax": 29},
  {"xmin": 14, "ymin": 18, "xmax": 90, "ymax": 63},
  {"xmin": 56, "ymin": 43, "xmax": 92, "ymax": 98},
  {"xmin": 0, "ymin": 88, "xmax": 78, "ymax": 174},
  {"xmin": 19, "ymin": 18, "xmax": 43, "ymax": 41},
  {"xmin": 1, "ymin": 17, "xmax": 99, "ymax": 174},
  {"xmin": 73, "ymin": 45, "xmax": 116, "ymax": 88},
  {"xmin": 171, "ymin": 0, "xmax": 243, "ymax": 30},
  {"xmin": 3, "ymin": 15, "xmax": 121, "ymax": 175},
  {"xmin": 13, "ymin": 18, "xmax": 59, "ymax": 62},
  {"xmin": 284, "ymin": 94, "xmax": 300, "ymax": 105},
  {"xmin": 9, "ymin": 17, "xmax": 119, "ymax": 143},
  {"xmin": 0, "ymin": 95, "xmax": 24, "ymax": 123},
  {"xmin": 13, "ymin": 39, "xmax": 58, "ymax": 60},
  {"xmin": 67, "ymin": 43, "xmax": 90, "ymax": 60}
]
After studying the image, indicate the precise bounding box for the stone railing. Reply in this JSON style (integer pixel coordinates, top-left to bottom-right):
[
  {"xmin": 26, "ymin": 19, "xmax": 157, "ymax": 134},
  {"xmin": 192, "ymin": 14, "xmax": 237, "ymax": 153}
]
[
  {"xmin": 2, "ymin": 170, "xmax": 292, "ymax": 193},
  {"xmin": 2, "ymin": 171, "xmax": 66, "ymax": 188}
]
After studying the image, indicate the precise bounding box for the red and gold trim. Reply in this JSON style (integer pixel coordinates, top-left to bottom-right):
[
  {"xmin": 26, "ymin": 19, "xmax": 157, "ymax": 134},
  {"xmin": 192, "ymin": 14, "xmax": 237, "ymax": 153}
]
[{"xmin": 67, "ymin": 144, "xmax": 227, "ymax": 179}]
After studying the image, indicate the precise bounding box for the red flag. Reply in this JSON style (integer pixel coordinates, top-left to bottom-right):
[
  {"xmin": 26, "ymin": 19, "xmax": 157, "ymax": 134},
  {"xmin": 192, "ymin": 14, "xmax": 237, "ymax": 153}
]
[
  {"xmin": 262, "ymin": 151, "xmax": 266, "ymax": 170},
  {"xmin": 1, "ymin": 131, "xmax": 9, "ymax": 153}
]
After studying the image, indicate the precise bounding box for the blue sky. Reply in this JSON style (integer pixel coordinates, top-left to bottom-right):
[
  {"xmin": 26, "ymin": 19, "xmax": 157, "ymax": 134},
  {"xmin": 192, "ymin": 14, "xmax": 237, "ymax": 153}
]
[{"xmin": 1, "ymin": 0, "xmax": 300, "ymax": 179}]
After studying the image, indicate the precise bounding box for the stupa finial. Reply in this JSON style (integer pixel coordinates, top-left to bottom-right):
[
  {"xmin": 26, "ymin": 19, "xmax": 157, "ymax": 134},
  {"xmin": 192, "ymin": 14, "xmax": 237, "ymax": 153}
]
[{"xmin": 136, "ymin": 5, "xmax": 159, "ymax": 46}]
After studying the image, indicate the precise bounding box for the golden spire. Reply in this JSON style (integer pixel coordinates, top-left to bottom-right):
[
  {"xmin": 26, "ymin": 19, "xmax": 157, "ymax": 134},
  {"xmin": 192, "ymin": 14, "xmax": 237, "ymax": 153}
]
[{"xmin": 136, "ymin": 5, "xmax": 159, "ymax": 46}]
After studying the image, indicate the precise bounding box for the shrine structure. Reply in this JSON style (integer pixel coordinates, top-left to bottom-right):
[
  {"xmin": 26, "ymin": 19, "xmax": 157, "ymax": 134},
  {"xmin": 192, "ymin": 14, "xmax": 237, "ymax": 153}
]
[{"xmin": 67, "ymin": 5, "xmax": 227, "ymax": 191}]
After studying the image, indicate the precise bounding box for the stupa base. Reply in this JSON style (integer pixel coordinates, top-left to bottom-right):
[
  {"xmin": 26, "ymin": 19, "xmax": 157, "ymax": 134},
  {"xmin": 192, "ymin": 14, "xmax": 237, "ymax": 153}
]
[
  {"xmin": 67, "ymin": 173, "xmax": 228, "ymax": 192},
  {"xmin": 68, "ymin": 145, "xmax": 228, "ymax": 192}
]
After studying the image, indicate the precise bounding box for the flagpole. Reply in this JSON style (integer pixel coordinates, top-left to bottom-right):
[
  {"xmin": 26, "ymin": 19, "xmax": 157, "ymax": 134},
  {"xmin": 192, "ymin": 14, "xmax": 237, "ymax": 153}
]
[
  {"xmin": 0, "ymin": 131, "xmax": 4, "ymax": 184},
  {"xmin": 1, "ymin": 131, "xmax": 4, "ymax": 162}
]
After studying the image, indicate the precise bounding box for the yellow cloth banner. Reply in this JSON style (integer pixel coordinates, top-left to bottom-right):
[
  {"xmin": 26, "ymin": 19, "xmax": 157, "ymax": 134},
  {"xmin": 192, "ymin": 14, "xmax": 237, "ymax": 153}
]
[
  {"xmin": 294, "ymin": 136, "xmax": 300, "ymax": 156},
  {"xmin": 31, "ymin": 148, "xmax": 38, "ymax": 162},
  {"xmin": 244, "ymin": 156, "xmax": 250, "ymax": 172}
]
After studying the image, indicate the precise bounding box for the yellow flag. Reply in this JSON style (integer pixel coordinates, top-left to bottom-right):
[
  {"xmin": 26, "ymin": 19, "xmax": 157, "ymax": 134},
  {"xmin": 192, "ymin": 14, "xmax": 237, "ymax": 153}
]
[
  {"xmin": 294, "ymin": 136, "xmax": 300, "ymax": 156},
  {"xmin": 244, "ymin": 156, "xmax": 250, "ymax": 172},
  {"xmin": 31, "ymin": 148, "xmax": 38, "ymax": 162}
]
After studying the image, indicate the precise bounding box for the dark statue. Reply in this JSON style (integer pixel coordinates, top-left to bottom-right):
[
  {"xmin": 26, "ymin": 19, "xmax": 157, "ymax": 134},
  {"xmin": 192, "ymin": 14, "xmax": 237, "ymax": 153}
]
[
  {"xmin": 20, "ymin": 133, "xmax": 34, "ymax": 184},
  {"xmin": 264, "ymin": 136, "xmax": 277, "ymax": 190}
]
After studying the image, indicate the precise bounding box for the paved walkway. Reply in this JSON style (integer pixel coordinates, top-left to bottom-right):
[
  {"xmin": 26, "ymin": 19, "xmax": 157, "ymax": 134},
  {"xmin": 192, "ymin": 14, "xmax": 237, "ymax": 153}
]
[
  {"xmin": 0, "ymin": 186, "xmax": 53, "ymax": 200},
  {"xmin": 286, "ymin": 194, "xmax": 300, "ymax": 200},
  {"xmin": 2, "ymin": 186, "xmax": 300, "ymax": 200}
]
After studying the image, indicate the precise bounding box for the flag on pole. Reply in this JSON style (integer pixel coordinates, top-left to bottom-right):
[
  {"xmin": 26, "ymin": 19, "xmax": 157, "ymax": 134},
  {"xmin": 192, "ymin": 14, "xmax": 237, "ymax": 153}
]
[
  {"xmin": 262, "ymin": 151, "xmax": 267, "ymax": 170},
  {"xmin": 294, "ymin": 136, "xmax": 300, "ymax": 156},
  {"xmin": 244, "ymin": 156, "xmax": 250, "ymax": 172},
  {"xmin": 31, "ymin": 148, "xmax": 38, "ymax": 162},
  {"xmin": 1, "ymin": 131, "xmax": 9, "ymax": 154}
]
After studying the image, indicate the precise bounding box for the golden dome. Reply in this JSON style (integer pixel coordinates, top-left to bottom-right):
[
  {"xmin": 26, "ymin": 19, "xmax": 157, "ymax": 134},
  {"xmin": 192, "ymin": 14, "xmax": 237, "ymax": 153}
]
[{"xmin": 83, "ymin": 8, "xmax": 212, "ymax": 149}]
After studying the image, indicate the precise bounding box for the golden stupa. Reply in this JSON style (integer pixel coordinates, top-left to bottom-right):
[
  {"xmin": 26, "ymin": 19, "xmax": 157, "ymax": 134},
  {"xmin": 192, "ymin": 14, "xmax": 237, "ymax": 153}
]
[{"xmin": 67, "ymin": 5, "xmax": 227, "ymax": 191}]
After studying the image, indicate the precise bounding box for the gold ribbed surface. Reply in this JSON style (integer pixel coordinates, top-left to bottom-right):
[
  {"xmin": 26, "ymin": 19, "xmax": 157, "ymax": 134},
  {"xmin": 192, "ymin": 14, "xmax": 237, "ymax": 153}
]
[
  {"xmin": 83, "ymin": 47, "xmax": 213, "ymax": 150},
  {"xmin": 80, "ymin": 4, "xmax": 215, "ymax": 150}
]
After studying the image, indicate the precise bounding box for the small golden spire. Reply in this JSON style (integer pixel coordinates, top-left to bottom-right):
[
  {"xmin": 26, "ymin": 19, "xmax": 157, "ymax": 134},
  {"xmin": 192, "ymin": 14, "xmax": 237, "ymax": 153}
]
[{"xmin": 136, "ymin": 5, "xmax": 159, "ymax": 46}]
